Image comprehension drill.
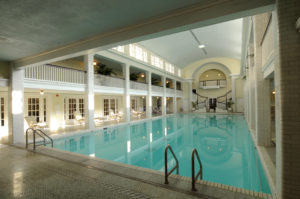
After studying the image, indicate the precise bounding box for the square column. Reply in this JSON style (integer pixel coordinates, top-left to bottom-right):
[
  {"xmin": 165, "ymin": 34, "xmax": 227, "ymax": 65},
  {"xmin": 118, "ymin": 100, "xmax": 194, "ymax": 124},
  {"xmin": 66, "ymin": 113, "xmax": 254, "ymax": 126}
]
[
  {"xmin": 162, "ymin": 76, "xmax": 166, "ymax": 115},
  {"xmin": 248, "ymin": 44, "xmax": 256, "ymax": 131},
  {"xmin": 253, "ymin": 15, "xmax": 271, "ymax": 146},
  {"xmin": 173, "ymin": 80, "xmax": 177, "ymax": 114},
  {"xmin": 123, "ymin": 63, "xmax": 130, "ymax": 121},
  {"xmin": 230, "ymin": 74, "xmax": 239, "ymax": 112},
  {"xmin": 146, "ymin": 71, "xmax": 152, "ymax": 118},
  {"xmin": 275, "ymin": 1, "xmax": 300, "ymax": 197},
  {"xmin": 84, "ymin": 54, "xmax": 95, "ymax": 129},
  {"xmin": 10, "ymin": 67, "xmax": 25, "ymax": 144},
  {"xmin": 188, "ymin": 80, "xmax": 193, "ymax": 112}
]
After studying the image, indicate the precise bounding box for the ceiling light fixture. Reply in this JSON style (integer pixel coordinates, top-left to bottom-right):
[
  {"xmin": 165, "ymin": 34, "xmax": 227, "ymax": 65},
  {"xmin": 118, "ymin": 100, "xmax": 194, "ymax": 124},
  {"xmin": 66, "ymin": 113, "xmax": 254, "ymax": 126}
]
[
  {"xmin": 190, "ymin": 30, "xmax": 207, "ymax": 55},
  {"xmin": 93, "ymin": 61, "xmax": 97, "ymax": 66}
]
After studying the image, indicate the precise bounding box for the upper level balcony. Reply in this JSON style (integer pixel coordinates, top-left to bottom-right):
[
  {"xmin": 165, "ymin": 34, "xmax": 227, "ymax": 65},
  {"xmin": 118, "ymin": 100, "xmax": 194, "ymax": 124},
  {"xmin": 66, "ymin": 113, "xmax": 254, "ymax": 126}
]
[
  {"xmin": 199, "ymin": 79, "xmax": 226, "ymax": 89},
  {"xmin": 24, "ymin": 64, "xmax": 184, "ymax": 97}
]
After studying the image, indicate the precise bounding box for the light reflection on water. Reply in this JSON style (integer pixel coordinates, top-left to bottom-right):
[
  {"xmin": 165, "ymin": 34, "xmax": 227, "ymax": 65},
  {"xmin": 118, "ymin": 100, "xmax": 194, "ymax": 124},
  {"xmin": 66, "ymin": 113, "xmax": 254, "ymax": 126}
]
[{"xmin": 52, "ymin": 114, "xmax": 271, "ymax": 193}]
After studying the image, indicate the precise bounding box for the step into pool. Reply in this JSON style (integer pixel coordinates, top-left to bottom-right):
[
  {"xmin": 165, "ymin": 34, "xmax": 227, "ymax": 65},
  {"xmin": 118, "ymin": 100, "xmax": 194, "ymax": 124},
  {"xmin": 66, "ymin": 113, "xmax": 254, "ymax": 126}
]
[{"xmin": 51, "ymin": 113, "xmax": 271, "ymax": 193}]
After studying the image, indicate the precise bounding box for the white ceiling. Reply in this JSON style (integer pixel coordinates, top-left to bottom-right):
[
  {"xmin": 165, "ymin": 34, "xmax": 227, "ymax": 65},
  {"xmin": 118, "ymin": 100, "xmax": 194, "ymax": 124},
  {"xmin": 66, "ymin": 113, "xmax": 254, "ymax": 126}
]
[{"xmin": 139, "ymin": 18, "xmax": 243, "ymax": 68}]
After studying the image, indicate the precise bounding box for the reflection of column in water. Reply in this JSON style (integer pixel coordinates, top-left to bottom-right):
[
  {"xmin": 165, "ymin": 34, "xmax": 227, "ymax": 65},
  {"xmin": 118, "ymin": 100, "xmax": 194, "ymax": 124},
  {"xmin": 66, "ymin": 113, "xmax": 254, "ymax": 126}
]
[
  {"xmin": 147, "ymin": 120, "xmax": 153, "ymax": 168},
  {"xmin": 162, "ymin": 117, "xmax": 167, "ymax": 137},
  {"xmin": 89, "ymin": 133, "xmax": 95, "ymax": 157},
  {"xmin": 125, "ymin": 125, "xmax": 131, "ymax": 164}
]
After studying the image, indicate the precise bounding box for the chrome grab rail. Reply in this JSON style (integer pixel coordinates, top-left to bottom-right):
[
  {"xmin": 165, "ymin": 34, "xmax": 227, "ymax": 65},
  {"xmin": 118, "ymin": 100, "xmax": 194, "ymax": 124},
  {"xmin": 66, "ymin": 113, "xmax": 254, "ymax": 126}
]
[
  {"xmin": 25, "ymin": 128, "xmax": 35, "ymax": 148},
  {"xmin": 25, "ymin": 128, "xmax": 53, "ymax": 150},
  {"xmin": 164, "ymin": 144, "xmax": 179, "ymax": 184},
  {"xmin": 35, "ymin": 129, "xmax": 53, "ymax": 148},
  {"xmin": 191, "ymin": 148, "xmax": 203, "ymax": 191}
]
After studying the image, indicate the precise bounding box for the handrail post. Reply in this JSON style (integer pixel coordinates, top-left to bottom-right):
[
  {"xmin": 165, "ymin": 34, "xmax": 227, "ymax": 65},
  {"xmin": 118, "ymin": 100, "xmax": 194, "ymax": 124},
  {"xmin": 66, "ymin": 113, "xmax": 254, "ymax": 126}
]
[
  {"xmin": 165, "ymin": 144, "xmax": 179, "ymax": 184},
  {"xmin": 192, "ymin": 150, "xmax": 196, "ymax": 191},
  {"xmin": 165, "ymin": 146, "xmax": 169, "ymax": 184},
  {"xmin": 33, "ymin": 130, "xmax": 36, "ymax": 150},
  {"xmin": 191, "ymin": 148, "xmax": 203, "ymax": 191}
]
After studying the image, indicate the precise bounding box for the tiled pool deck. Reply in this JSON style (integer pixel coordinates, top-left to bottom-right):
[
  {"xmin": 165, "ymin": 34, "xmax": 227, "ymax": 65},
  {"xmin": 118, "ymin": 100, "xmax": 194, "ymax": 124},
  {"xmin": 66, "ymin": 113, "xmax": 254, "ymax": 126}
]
[{"xmin": 0, "ymin": 144, "xmax": 273, "ymax": 199}]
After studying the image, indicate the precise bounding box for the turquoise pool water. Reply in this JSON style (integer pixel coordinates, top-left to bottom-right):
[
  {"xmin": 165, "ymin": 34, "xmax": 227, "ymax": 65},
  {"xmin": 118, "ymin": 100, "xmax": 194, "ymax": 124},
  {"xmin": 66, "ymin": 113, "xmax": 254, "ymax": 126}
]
[{"xmin": 52, "ymin": 114, "xmax": 270, "ymax": 193}]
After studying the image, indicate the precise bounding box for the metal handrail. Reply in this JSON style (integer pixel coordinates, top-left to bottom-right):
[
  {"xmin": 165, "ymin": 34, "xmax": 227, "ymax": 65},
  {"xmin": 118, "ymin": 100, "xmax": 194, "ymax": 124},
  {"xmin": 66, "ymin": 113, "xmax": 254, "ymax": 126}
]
[
  {"xmin": 164, "ymin": 144, "xmax": 179, "ymax": 184},
  {"xmin": 35, "ymin": 129, "xmax": 54, "ymax": 148},
  {"xmin": 191, "ymin": 148, "xmax": 203, "ymax": 191},
  {"xmin": 25, "ymin": 128, "xmax": 35, "ymax": 148},
  {"xmin": 25, "ymin": 128, "xmax": 53, "ymax": 150}
]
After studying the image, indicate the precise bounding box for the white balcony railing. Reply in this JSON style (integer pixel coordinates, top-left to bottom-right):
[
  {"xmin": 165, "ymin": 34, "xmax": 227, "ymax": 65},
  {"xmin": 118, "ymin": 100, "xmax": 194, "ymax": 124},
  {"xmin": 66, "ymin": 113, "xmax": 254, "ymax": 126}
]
[
  {"xmin": 199, "ymin": 80, "xmax": 226, "ymax": 89},
  {"xmin": 25, "ymin": 64, "xmax": 85, "ymax": 84},
  {"xmin": 176, "ymin": 90, "xmax": 183, "ymax": 96},
  {"xmin": 130, "ymin": 81, "xmax": 147, "ymax": 90},
  {"xmin": 166, "ymin": 88, "xmax": 174, "ymax": 95},
  {"xmin": 152, "ymin": 85, "xmax": 163, "ymax": 93},
  {"xmin": 94, "ymin": 74, "xmax": 125, "ymax": 88}
]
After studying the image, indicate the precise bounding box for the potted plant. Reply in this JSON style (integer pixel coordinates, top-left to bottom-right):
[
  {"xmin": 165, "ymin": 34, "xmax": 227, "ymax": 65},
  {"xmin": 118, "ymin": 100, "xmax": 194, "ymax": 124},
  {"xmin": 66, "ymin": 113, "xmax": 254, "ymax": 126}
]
[
  {"xmin": 130, "ymin": 73, "xmax": 139, "ymax": 81},
  {"xmin": 95, "ymin": 63, "xmax": 116, "ymax": 76},
  {"xmin": 227, "ymin": 98, "xmax": 234, "ymax": 112}
]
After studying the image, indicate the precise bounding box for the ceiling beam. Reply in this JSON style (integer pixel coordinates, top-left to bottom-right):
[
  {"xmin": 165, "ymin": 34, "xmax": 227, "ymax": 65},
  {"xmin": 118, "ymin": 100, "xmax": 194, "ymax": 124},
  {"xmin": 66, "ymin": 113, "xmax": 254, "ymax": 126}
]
[{"xmin": 13, "ymin": 0, "xmax": 275, "ymax": 69}]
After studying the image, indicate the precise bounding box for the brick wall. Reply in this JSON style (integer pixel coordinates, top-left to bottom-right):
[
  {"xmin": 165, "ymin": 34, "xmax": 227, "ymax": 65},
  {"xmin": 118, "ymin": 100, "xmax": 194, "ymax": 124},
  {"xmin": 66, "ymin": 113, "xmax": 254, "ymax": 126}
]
[{"xmin": 276, "ymin": 0, "xmax": 300, "ymax": 198}]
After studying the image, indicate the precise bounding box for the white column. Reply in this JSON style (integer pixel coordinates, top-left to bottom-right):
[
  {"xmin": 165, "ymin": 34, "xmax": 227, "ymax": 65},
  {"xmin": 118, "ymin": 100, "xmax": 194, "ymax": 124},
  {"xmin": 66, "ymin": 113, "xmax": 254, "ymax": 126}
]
[
  {"xmin": 84, "ymin": 54, "xmax": 95, "ymax": 129},
  {"xmin": 173, "ymin": 80, "xmax": 177, "ymax": 114},
  {"xmin": 230, "ymin": 74, "xmax": 239, "ymax": 112},
  {"xmin": 123, "ymin": 63, "xmax": 130, "ymax": 121},
  {"xmin": 162, "ymin": 76, "xmax": 166, "ymax": 115},
  {"xmin": 146, "ymin": 71, "xmax": 152, "ymax": 118},
  {"xmin": 10, "ymin": 67, "xmax": 25, "ymax": 144},
  {"xmin": 188, "ymin": 80, "xmax": 193, "ymax": 112}
]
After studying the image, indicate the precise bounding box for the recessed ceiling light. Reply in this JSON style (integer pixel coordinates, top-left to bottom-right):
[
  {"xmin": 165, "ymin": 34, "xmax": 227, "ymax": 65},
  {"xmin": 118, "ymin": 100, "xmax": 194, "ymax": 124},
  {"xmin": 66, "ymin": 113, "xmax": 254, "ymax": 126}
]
[{"xmin": 198, "ymin": 44, "xmax": 205, "ymax": 49}]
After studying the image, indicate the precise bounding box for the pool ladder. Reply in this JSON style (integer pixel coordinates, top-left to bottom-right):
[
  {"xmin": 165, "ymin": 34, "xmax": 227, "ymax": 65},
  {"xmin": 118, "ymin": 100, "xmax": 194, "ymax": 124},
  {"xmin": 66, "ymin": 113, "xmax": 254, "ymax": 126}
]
[
  {"xmin": 164, "ymin": 144, "xmax": 179, "ymax": 184},
  {"xmin": 164, "ymin": 145, "xmax": 203, "ymax": 191},
  {"xmin": 26, "ymin": 128, "xmax": 53, "ymax": 150}
]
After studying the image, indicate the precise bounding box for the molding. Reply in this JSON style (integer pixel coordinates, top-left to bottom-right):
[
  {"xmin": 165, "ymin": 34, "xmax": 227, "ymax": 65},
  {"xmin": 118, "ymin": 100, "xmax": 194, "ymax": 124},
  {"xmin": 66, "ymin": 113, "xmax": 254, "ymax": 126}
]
[
  {"xmin": 94, "ymin": 85, "xmax": 124, "ymax": 94},
  {"xmin": 24, "ymin": 79, "xmax": 85, "ymax": 92},
  {"xmin": 230, "ymin": 73, "xmax": 241, "ymax": 78},
  {"xmin": 13, "ymin": 0, "xmax": 274, "ymax": 69},
  {"xmin": 192, "ymin": 62, "xmax": 232, "ymax": 80}
]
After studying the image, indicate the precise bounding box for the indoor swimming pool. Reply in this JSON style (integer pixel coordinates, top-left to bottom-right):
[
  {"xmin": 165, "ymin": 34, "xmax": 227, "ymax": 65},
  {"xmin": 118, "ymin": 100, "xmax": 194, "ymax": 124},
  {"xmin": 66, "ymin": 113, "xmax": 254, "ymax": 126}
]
[{"xmin": 51, "ymin": 113, "xmax": 271, "ymax": 193}]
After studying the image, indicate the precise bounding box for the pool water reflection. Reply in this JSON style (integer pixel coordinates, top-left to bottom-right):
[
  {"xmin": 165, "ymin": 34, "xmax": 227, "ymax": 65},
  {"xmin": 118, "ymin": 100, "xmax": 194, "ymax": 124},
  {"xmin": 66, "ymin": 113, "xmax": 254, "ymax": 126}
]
[{"xmin": 52, "ymin": 114, "xmax": 270, "ymax": 193}]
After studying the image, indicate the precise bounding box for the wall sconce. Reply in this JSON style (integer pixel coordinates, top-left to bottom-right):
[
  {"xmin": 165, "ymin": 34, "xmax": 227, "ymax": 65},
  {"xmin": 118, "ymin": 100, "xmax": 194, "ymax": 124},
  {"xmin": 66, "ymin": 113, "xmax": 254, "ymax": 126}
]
[
  {"xmin": 40, "ymin": 89, "xmax": 44, "ymax": 95},
  {"xmin": 272, "ymin": 91, "xmax": 276, "ymax": 95}
]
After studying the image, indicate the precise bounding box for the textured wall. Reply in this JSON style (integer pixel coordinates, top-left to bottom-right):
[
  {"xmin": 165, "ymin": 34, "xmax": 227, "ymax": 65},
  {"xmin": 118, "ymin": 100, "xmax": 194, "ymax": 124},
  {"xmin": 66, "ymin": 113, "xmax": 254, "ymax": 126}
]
[{"xmin": 276, "ymin": 0, "xmax": 300, "ymax": 198}]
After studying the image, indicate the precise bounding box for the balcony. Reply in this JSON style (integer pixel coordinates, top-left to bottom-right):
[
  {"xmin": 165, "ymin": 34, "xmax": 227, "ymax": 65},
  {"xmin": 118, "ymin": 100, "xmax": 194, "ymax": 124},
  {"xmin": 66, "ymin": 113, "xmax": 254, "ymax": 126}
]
[
  {"xmin": 199, "ymin": 80, "xmax": 226, "ymax": 89},
  {"xmin": 94, "ymin": 74, "xmax": 125, "ymax": 88},
  {"xmin": 25, "ymin": 64, "xmax": 85, "ymax": 84}
]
